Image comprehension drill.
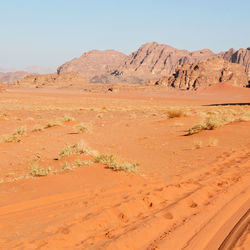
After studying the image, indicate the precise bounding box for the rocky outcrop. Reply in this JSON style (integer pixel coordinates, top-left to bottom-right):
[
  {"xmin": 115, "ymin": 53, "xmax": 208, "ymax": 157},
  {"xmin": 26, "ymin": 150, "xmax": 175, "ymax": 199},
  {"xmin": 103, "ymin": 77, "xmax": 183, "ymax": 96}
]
[
  {"xmin": 155, "ymin": 58, "xmax": 248, "ymax": 90},
  {"xmin": 57, "ymin": 50, "xmax": 126, "ymax": 78},
  {"xmin": 0, "ymin": 71, "xmax": 29, "ymax": 83},
  {"xmin": 14, "ymin": 72, "xmax": 89, "ymax": 88},
  {"xmin": 221, "ymin": 47, "xmax": 250, "ymax": 79},
  {"xmin": 113, "ymin": 42, "xmax": 216, "ymax": 80}
]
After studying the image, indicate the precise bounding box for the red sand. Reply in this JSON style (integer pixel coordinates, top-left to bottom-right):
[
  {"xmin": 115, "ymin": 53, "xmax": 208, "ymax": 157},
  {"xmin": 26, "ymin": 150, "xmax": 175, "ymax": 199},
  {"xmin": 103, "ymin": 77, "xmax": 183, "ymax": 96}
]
[{"xmin": 0, "ymin": 84, "xmax": 250, "ymax": 249}]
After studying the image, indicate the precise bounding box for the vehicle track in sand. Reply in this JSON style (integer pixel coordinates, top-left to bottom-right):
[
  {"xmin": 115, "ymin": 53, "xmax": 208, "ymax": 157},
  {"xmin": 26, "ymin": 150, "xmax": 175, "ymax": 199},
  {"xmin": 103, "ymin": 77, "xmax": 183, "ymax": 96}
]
[{"xmin": 0, "ymin": 147, "xmax": 249, "ymax": 249}]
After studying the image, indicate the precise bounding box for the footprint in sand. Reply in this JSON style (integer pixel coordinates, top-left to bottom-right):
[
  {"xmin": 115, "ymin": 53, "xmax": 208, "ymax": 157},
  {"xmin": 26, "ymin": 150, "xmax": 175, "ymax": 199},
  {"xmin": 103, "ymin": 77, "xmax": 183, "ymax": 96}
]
[
  {"xmin": 118, "ymin": 212, "xmax": 129, "ymax": 223},
  {"xmin": 164, "ymin": 212, "xmax": 174, "ymax": 220},
  {"xmin": 185, "ymin": 198, "xmax": 198, "ymax": 208}
]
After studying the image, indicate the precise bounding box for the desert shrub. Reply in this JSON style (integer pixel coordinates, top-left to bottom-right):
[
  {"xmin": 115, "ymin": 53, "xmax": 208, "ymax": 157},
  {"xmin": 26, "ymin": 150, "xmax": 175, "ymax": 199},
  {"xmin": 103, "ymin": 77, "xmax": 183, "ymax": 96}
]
[
  {"xmin": 94, "ymin": 154, "xmax": 139, "ymax": 173},
  {"xmin": 1, "ymin": 126, "xmax": 27, "ymax": 143},
  {"xmin": 58, "ymin": 140, "xmax": 97, "ymax": 159},
  {"xmin": 187, "ymin": 113, "xmax": 229, "ymax": 135},
  {"xmin": 166, "ymin": 107, "xmax": 186, "ymax": 118},
  {"xmin": 62, "ymin": 114, "xmax": 75, "ymax": 122},
  {"xmin": 74, "ymin": 122, "xmax": 92, "ymax": 133},
  {"xmin": 29, "ymin": 162, "xmax": 51, "ymax": 177},
  {"xmin": 61, "ymin": 159, "xmax": 93, "ymax": 172},
  {"xmin": 44, "ymin": 120, "xmax": 62, "ymax": 128}
]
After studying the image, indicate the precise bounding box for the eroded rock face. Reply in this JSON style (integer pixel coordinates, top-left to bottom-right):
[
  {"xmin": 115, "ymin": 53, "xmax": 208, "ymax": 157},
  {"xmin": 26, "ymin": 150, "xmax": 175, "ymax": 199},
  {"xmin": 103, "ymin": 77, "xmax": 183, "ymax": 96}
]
[
  {"xmin": 14, "ymin": 72, "xmax": 88, "ymax": 88},
  {"xmin": 114, "ymin": 42, "xmax": 216, "ymax": 80},
  {"xmin": 57, "ymin": 50, "xmax": 127, "ymax": 78},
  {"xmin": 221, "ymin": 47, "xmax": 250, "ymax": 79},
  {"xmin": 56, "ymin": 42, "xmax": 250, "ymax": 84},
  {"xmin": 155, "ymin": 58, "xmax": 248, "ymax": 90}
]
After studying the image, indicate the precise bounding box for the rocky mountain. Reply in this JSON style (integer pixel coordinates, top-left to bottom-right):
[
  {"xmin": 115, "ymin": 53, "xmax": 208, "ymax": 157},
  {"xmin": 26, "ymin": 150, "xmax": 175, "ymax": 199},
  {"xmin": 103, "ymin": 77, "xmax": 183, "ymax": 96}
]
[
  {"xmin": 154, "ymin": 58, "xmax": 248, "ymax": 90},
  {"xmin": 115, "ymin": 42, "xmax": 216, "ymax": 80},
  {"xmin": 220, "ymin": 47, "xmax": 250, "ymax": 79},
  {"xmin": 55, "ymin": 42, "xmax": 250, "ymax": 85},
  {"xmin": 57, "ymin": 50, "xmax": 127, "ymax": 78},
  {"xmin": 0, "ymin": 71, "xmax": 29, "ymax": 83},
  {"xmin": 14, "ymin": 72, "xmax": 88, "ymax": 88}
]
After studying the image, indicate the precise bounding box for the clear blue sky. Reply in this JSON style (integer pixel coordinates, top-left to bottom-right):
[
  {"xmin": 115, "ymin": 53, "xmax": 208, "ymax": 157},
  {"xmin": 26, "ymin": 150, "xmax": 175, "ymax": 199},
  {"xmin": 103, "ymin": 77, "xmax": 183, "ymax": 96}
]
[{"xmin": 0, "ymin": 0, "xmax": 249, "ymax": 69}]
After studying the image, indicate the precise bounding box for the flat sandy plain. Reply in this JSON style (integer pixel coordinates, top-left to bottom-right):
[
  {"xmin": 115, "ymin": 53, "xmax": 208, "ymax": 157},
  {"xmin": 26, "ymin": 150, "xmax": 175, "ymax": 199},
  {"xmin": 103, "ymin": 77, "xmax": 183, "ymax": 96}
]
[{"xmin": 0, "ymin": 83, "xmax": 250, "ymax": 249}]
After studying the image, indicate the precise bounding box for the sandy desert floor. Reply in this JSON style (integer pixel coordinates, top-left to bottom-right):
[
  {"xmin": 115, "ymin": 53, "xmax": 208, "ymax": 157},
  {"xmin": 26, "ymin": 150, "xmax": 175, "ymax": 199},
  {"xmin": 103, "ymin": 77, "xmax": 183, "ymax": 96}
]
[{"xmin": 0, "ymin": 83, "xmax": 250, "ymax": 249}]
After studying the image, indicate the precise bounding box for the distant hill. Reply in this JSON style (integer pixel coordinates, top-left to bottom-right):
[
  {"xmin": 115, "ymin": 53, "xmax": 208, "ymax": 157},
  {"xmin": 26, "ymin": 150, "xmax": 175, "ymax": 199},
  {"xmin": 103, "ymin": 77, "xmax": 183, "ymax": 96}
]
[
  {"xmin": 57, "ymin": 50, "xmax": 127, "ymax": 78},
  {"xmin": 0, "ymin": 71, "xmax": 29, "ymax": 83},
  {"xmin": 56, "ymin": 42, "xmax": 250, "ymax": 84}
]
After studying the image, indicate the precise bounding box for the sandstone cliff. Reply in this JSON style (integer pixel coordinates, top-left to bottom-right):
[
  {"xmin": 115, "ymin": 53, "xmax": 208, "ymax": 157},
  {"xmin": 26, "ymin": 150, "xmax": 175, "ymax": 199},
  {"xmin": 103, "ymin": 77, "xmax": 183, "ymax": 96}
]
[
  {"xmin": 155, "ymin": 58, "xmax": 248, "ymax": 90},
  {"xmin": 221, "ymin": 47, "xmax": 250, "ymax": 79},
  {"xmin": 116, "ymin": 42, "xmax": 216, "ymax": 79}
]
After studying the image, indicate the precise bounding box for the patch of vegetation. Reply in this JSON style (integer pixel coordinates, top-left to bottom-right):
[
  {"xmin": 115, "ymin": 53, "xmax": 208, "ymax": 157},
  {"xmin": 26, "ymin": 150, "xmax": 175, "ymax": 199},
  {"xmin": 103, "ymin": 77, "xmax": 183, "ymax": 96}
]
[
  {"xmin": 58, "ymin": 140, "xmax": 98, "ymax": 159},
  {"xmin": 61, "ymin": 159, "xmax": 93, "ymax": 172},
  {"xmin": 29, "ymin": 162, "xmax": 51, "ymax": 177},
  {"xmin": 44, "ymin": 120, "xmax": 62, "ymax": 129},
  {"xmin": 94, "ymin": 154, "xmax": 139, "ymax": 172},
  {"xmin": 167, "ymin": 107, "xmax": 186, "ymax": 118},
  {"xmin": 1, "ymin": 126, "xmax": 27, "ymax": 143},
  {"xmin": 62, "ymin": 114, "xmax": 75, "ymax": 122},
  {"xmin": 74, "ymin": 122, "xmax": 92, "ymax": 134}
]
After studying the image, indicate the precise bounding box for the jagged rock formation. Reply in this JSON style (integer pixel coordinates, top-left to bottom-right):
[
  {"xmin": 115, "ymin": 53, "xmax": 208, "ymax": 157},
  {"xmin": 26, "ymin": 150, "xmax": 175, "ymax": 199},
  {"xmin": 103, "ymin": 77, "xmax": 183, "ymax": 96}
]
[
  {"xmin": 0, "ymin": 71, "xmax": 29, "ymax": 83},
  {"xmin": 155, "ymin": 58, "xmax": 248, "ymax": 90},
  {"xmin": 56, "ymin": 42, "xmax": 250, "ymax": 84},
  {"xmin": 14, "ymin": 72, "xmax": 88, "ymax": 88},
  {"xmin": 220, "ymin": 47, "xmax": 250, "ymax": 79},
  {"xmin": 57, "ymin": 50, "xmax": 126, "ymax": 78},
  {"xmin": 115, "ymin": 42, "xmax": 216, "ymax": 79}
]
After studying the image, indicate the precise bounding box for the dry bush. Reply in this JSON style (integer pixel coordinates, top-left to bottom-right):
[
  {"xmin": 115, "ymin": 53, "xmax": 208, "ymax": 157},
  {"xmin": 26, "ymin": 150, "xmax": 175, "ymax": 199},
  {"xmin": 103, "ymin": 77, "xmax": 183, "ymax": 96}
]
[
  {"xmin": 94, "ymin": 154, "xmax": 139, "ymax": 172},
  {"xmin": 62, "ymin": 114, "xmax": 75, "ymax": 122},
  {"xmin": 74, "ymin": 122, "xmax": 92, "ymax": 134},
  {"xmin": 187, "ymin": 111, "xmax": 235, "ymax": 135},
  {"xmin": 61, "ymin": 159, "xmax": 93, "ymax": 172},
  {"xmin": 1, "ymin": 126, "xmax": 27, "ymax": 143},
  {"xmin": 29, "ymin": 162, "xmax": 51, "ymax": 177},
  {"xmin": 44, "ymin": 120, "xmax": 62, "ymax": 129},
  {"xmin": 59, "ymin": 140, "xmax": 98, "ymax": 159},
  {"xmin": 166, "ymin": 107, "xmax": 186, "ymax": 118}
]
